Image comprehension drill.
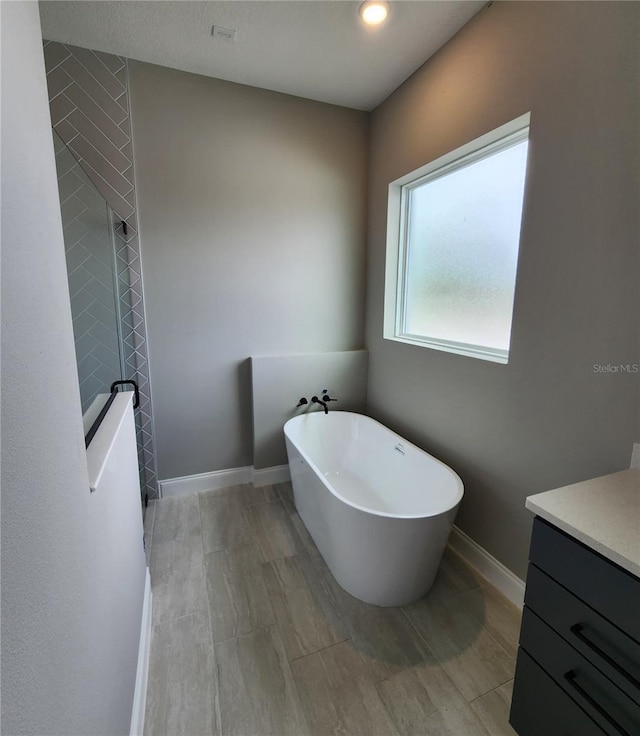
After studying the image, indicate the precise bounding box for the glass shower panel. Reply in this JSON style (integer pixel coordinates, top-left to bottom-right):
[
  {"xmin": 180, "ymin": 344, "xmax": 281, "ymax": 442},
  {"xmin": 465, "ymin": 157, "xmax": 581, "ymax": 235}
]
[{"xmin": 53, "ymin": 131, "xmax": 124, "ymax": 428}]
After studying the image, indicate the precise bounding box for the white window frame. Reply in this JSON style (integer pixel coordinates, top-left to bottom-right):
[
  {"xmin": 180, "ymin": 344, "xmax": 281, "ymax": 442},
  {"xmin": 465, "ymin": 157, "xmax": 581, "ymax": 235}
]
[{"xmin": 383, "ymin": 112, "xmax": 530, "ymax": 364}]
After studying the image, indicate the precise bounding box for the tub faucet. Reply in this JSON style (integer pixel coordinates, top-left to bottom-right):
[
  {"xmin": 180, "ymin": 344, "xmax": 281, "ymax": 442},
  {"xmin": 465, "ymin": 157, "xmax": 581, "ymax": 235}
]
[{"xmin": 311, "ymin": 395, "xmax": 329, "ymax": 414}]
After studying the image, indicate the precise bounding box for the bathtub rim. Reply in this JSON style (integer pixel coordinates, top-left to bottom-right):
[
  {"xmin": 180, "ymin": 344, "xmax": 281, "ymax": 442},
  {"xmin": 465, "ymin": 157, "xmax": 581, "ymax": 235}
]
[{"xmin": 284, "ymin": 410, "xmax": 464, "ymax": 521}]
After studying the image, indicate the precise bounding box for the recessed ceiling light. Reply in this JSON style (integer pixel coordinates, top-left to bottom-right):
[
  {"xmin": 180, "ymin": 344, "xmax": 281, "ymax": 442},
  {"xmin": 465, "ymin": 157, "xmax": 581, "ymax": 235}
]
[{"xmin": 359, "ymin": 1, "xmax": 390, "ymax": 26}]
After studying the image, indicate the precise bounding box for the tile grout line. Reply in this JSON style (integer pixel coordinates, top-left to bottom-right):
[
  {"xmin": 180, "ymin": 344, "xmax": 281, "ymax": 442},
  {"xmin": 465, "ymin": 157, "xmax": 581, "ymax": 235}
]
[
  {"xmin": 196, "ymin": 492, "xmax": 223, "ymax": 736},
  {"xmin": 398, "ymin": 588, "xmax": 517, "ymax": 707},
  {"xmin": 468, "ymin": 677, "xmax": 515, "ymax": 705},
  {"xmin": 68, "ymin": 51, "xmax": 127, "ymax": 103}
]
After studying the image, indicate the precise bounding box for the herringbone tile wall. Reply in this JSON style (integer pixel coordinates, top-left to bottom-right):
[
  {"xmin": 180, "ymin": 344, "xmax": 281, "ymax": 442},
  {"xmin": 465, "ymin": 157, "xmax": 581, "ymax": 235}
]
[
  {"xmin": 54, "ymin": 133, "xmax": 123, "ymax": 415},
  {"xmin": 44, "ymin": 40, "xmax": 158, "ymax": 500}
]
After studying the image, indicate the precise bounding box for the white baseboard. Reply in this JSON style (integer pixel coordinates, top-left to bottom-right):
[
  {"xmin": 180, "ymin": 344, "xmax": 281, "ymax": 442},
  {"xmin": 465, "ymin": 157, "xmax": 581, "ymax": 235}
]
[
  {"xmin": 159, "ymin": 466, "xmax": 253, "ymax": 498},
  {"xmin": 447, "ymin": 525, "xmax": 525, "ymax": 610},
  {"xmin": 130, "ymin": 568, "xmax": 152, "ymax": 736},
  {"xmin": 252, "ymin": 464, "xmax": 291, "ymax": 487},
  {"xmin": 159, "ymin": 464, "xmax": 291, "ymax": 497}
]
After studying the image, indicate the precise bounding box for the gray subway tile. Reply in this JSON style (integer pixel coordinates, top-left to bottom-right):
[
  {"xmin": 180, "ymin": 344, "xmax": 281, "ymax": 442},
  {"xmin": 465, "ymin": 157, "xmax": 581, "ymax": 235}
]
[
  {"xmin": 62, "ymin": 55, "xmax": 127, "ymax": 125},
  {"xmin": 93, "ymin": 48, "xmax": 125, "ymax": 75},
  {"xmin": 64, "ymin": 83, "xmax": 129, "ymax": 148},
  {"xmin": 75, "ymin": 159, "xmax": 135, "ymax": 221},
  {"xmin": 67, "ymin": 44, "xmax": 126, "ymax": 100},
  {"xmin": 67, "ymin": 134, "xmax": 133, "ymax": 199},
  {"xmin": 49, "ymin": 93, "xmax": 75, "ymax": 126},
  {"xmin": 68, "ymin": 109, "xmax": 132, "ymax": 174},
  {"xmin": 43, "ymin": 40, "xmax": 71, "ymax": 72},
  {"xmin": 46, "ymin": 64, "xmax": 74, "ymax": 99}
]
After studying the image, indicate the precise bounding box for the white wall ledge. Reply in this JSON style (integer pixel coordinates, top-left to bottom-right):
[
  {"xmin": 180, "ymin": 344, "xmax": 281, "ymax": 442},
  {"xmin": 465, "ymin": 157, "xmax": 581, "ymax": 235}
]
[{"xmin": 86, "ymin": 392, "xmax": 134, "ymax": 492}]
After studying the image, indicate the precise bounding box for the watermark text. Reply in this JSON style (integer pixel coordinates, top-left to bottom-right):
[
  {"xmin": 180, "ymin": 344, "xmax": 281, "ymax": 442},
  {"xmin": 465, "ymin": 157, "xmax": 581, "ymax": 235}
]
[{"xmin": 593, "ymin": 363, "xmax": 638, "ymax": 374}]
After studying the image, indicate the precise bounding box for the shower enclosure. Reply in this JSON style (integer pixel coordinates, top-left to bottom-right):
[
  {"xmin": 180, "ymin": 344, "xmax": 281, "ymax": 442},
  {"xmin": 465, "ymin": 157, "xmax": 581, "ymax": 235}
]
[{"xmin": 53, "ymin": 131, "xmax": 150, "ymax": 499}]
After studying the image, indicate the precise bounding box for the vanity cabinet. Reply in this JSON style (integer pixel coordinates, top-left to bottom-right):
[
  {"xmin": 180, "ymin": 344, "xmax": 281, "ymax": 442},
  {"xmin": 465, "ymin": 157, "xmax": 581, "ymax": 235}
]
[{"xmin": 510, "ymin": 517, "xmax": 640, "ymax": 736}]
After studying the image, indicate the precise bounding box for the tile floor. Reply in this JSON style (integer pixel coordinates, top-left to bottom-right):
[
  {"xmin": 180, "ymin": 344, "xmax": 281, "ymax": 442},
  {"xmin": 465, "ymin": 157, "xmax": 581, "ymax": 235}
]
[{"xmin": 143, "ymin": 483, "xmax": 521, "ymax": 736}]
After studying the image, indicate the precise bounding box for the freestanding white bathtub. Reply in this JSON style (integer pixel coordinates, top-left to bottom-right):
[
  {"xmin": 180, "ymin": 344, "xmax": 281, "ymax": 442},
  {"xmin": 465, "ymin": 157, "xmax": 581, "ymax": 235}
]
[{"xmin": 284, "ymin": 411, "xmax": 464, "ymax": 606}]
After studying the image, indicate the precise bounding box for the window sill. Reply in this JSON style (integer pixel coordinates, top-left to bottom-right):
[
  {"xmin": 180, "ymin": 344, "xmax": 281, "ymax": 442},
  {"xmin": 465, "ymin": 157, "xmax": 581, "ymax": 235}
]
[{"xmin": 384, "ymin": 333, "xmax": 509, "ymax": 364}]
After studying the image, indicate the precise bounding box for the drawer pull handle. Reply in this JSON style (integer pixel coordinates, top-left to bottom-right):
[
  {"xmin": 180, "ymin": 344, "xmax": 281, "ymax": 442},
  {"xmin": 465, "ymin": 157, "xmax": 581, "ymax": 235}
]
[
  {"xmin": 570, "ymin": 624, "xmax": 640, "ymax": 691},
  {"xmin": 563, "ymin": 670, "xmax": 630, "ymax": 736}
]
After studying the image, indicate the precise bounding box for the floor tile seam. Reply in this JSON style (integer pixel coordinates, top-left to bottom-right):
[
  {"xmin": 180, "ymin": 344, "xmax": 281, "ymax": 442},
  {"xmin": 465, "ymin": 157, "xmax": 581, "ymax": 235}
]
[
  {"xmin": 203, "ymin": 539, "xmax": 263, "ymax": 559},
  {"xmin": 468, "ymin": 678, "xmax": 514, "ymax": 705},
  {"xmin": 257, "ymin": 550, "xmax": 301, "ymax": 564},
  {"xmin": 363, "ymin": 676, "xmax": 403, "ymax": 736},
  {"xmin": 151, "ymin": 608, "xmax": 210, "ymax": 628},
  {"xmin": 427, "ymin": 612, "xmax": 514, "ymax": 674},
  {"xmin": 372, "ymin": 674, "xmax": 443, "ymax": 736},
  {"xmin": 398, "ymin": 604, "xmax": 437, "ymax": 654},
  {"xmin": 241, "ymin": 495, "xmax": 282, "ymax": 508},
  {"xmin": 444, "ymin": 586, "xmax": 518, "ymax": 657},
  {"xmin": 471, "ymin": 616, "xmax": 518, "ymax": 665},
  {"xmin": 412, "ymin": 585, "xmax": 517, "ymax": 655},
  {"xmin": 150, "ymin": 531, "xmax": 204, "ymax": 549},
  {"xmin": 286, "ymin": 635, "xmax": 359, "ymax": 668},
  {"xmin": 199, "ymin": 552, "xmax": 223, "ymax": 736},
  {"xmin": 286, "ymin": 634, "xmax": 352, "ymax": 665},
  {"xmin": 149, "ymin": 494, "xmax": 160, "ymax": 545},
  {"xmin": 478, "ymin": 581, "xmax": 522, "ymax": 614},
  {"xmin": 203, "ymin": 539, "xmax": 261, "ymax": 556},
  {"xmin": 286, "ymin": 641, "xmax": 345, "ymax": 736},
  {"xmin": 144, "ymin": 501, "xmax": 155, "ymax": 550},
  {"xmin": 198, "ymin": 503, "xmax": 275, "ymax": 656},
  {"xmin": 201, "ymin": 492, "xmax": 278, "ymax": 509},
  {"xmin": 481, "ymin": 588, "xmax": 522, "ymax": 636},
  {"xmin": 437, "ymin": 652, "xmax": 514, "ymax": 705},
  {"xmin": 210, "ymin": 620, "xmax": 281, "ymax": 648},
  {"xmin": 399, "ymin": 606, "xmax": 511, "ymax": 705},
  {"xmin": 259, "ymin": 555, "xmax": 355, "ymax": 655}
]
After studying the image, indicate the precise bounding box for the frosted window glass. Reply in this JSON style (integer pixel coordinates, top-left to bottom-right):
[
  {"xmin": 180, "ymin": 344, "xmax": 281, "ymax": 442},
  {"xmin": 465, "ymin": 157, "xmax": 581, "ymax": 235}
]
[{"xmin": 402, "ymin": 140, "xmax": 528, "ymax": 352}]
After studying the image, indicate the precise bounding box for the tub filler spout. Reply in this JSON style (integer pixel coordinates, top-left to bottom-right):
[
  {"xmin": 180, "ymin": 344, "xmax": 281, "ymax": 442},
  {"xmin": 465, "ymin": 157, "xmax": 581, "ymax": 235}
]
[{"xmin": 311, "ymin": 395, "xmax": 328, "ymax": 414}]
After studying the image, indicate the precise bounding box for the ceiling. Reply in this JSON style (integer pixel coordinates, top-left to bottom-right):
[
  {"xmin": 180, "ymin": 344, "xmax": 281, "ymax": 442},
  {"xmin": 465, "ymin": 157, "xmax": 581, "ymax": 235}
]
[{"xmin": 39, "ymin": 1, "xmax": 485, "ymax": 111}]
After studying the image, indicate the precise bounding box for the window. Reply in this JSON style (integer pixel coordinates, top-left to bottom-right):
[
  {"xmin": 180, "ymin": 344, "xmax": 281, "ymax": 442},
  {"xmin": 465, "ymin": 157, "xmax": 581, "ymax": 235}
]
[{"xmin": 384, "ymin": 113, "xmax": 530, "ymax": 364}]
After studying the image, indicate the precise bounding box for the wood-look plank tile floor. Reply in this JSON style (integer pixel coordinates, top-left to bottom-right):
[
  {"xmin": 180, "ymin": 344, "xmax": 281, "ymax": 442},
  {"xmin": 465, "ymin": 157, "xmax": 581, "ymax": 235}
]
[{"xmin": 144, "ymin": 483, "xmax": 520, "ymax": 736}]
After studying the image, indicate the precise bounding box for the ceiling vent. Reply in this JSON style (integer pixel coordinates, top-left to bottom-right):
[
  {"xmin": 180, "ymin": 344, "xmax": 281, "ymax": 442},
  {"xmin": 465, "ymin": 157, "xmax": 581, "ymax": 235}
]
[{"xmin": 211, "ymin": 25, "xmax": 237, "ymax": 42}]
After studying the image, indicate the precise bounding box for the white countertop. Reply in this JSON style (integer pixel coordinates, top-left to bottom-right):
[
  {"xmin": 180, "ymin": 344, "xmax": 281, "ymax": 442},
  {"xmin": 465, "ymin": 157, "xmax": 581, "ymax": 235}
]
[{"xmin": 526, "ymin": 468, "xmax": 640, "ymax": 578}]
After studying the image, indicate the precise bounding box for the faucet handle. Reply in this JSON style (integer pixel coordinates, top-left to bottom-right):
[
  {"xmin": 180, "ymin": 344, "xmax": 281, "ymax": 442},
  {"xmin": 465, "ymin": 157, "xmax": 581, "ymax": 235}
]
[
  {"xmin": 322, "ymin": 390, "xmax": 338, "ymax": 402},
  {"xmin": 296, "ymin": 397, "xmax": 308, "ymax": 407}
]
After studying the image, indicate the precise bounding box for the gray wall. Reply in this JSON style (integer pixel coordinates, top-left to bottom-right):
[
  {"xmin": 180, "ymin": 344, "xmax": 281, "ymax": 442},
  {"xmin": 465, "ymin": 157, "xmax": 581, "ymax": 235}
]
[
  {"xmin": 251, "ymin": 350, "xmax": 369, "ymax": 468},
  {"xmin": 1, "ymin": 4, "xmax": 144, "ymax": 733},
  {"xmin": 365, "ymin": 1, "xmax": 640, "ymax": 578},
  {"xmin": 129, "ymin": 61, "xmax": 369, "ymax": 480}
]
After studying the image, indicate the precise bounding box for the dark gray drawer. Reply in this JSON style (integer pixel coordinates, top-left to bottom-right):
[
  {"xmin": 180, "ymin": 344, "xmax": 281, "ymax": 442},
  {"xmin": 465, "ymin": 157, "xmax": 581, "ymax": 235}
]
[
  {"xmin": 520, "ymin": 608, "xmax": 640, "ymax": 735},
  {"xmin": 529, "ymin": 518, "xmax": 640, "ymax": 642},
  {"xmin": 525, "ymin": 563, "xmax": 640, "ymax": 704},
  {"xmin": 511, "ymin": 648, "xmax": 604, "ymax": 736}
]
